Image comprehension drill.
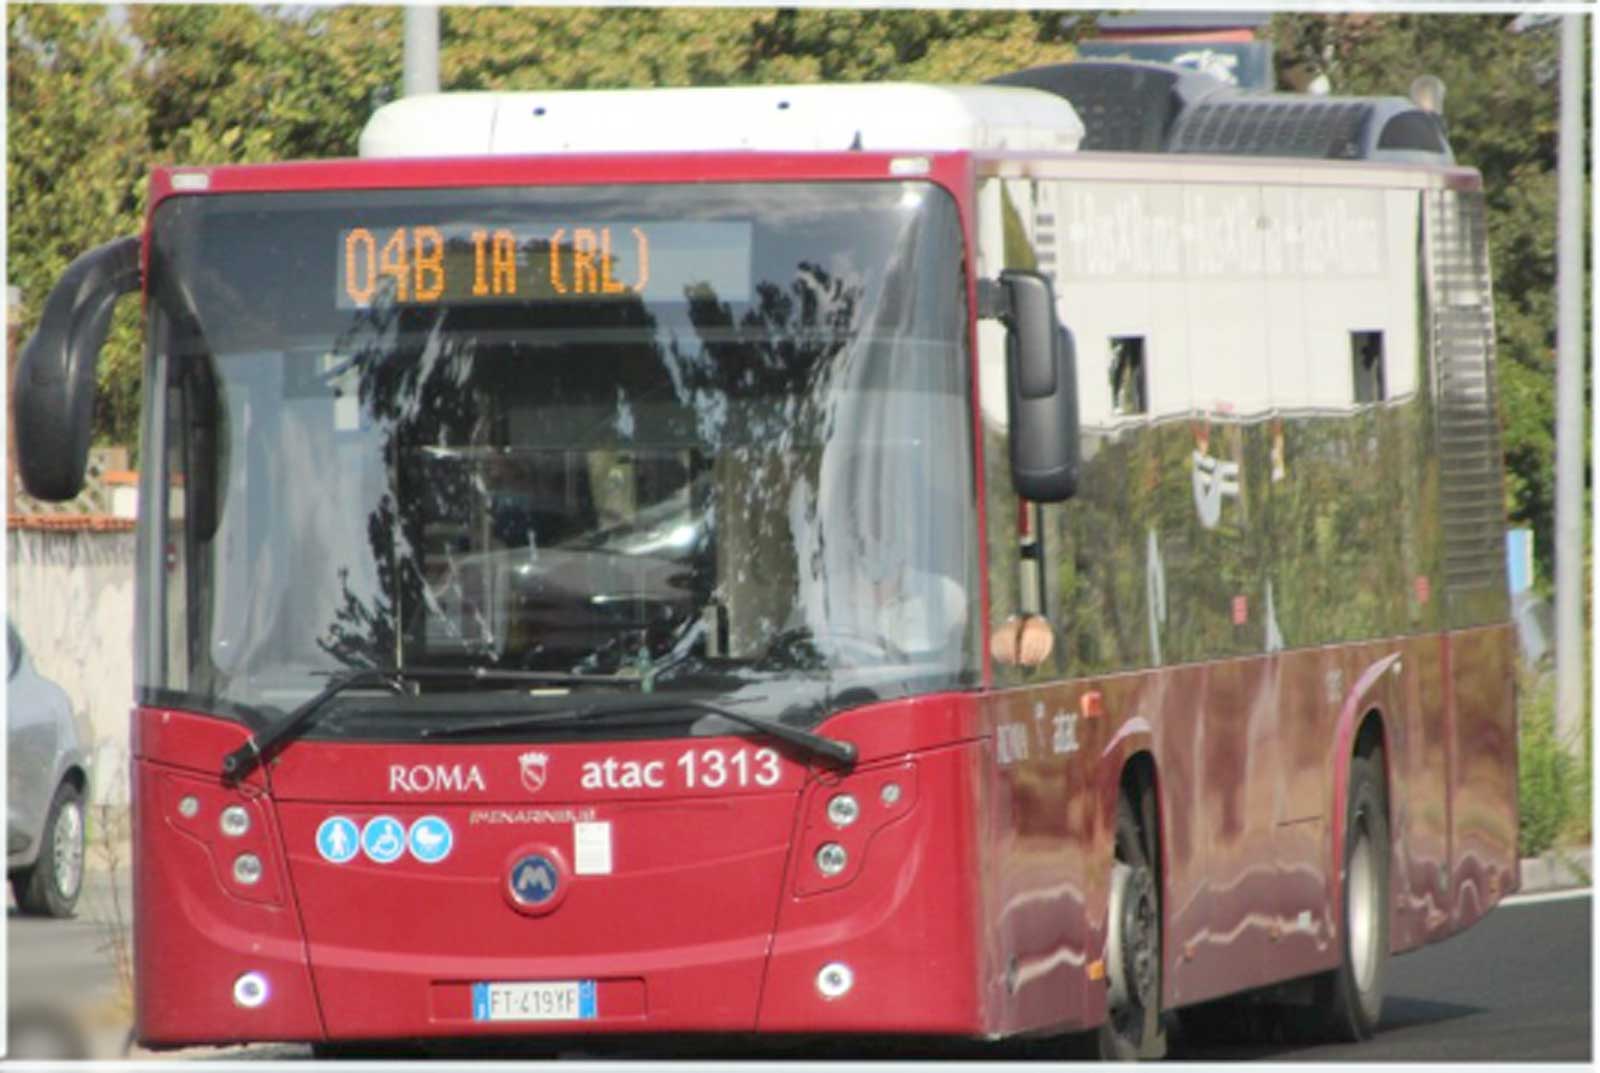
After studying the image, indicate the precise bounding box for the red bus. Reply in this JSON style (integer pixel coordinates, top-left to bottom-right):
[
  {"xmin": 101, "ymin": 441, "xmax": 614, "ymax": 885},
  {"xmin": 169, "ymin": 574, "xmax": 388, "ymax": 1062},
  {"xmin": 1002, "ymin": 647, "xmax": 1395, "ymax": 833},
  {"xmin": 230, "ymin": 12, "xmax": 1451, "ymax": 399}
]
[{"xmin": 14, "ymin": 62, "xmax": 1517, "ymax": 1057}]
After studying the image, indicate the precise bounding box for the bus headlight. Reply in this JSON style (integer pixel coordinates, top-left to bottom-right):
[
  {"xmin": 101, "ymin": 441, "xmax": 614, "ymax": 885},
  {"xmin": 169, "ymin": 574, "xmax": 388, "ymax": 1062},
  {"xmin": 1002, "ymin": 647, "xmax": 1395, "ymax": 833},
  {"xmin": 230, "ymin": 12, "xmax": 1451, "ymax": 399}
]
[
  {"xmin": 826, "ymin": 793, "xmax": 860, "ymax": 828},
  {"xmin": 815, "ymin": 843, "xmax": 848, "ymax": 876},
  {"xmin": 233, "ymin": 854, "xmax": 264, "ymax": 886},
  {"xmin": 219, "ymin": 805, "xmax": 251, "ymax": 837}
]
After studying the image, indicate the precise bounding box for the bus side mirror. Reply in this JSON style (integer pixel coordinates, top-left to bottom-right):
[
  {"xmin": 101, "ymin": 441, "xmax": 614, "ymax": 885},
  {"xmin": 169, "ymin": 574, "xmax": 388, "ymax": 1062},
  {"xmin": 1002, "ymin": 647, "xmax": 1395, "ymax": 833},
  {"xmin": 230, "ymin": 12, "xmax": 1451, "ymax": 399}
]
[
  {"xmin": 991, "ymin": 269, "xmax": 1079, "ymax": 502},
  {"xmin": 13, "ymin": 236, "xmax": 142, "ymax": 501}
]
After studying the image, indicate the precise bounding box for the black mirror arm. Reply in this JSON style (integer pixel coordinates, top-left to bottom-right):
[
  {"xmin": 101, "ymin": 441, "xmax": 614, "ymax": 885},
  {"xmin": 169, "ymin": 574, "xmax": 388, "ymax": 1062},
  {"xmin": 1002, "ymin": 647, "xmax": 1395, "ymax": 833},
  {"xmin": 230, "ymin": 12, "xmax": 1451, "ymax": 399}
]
[{"xmin": 976, "ymin": 278, "xmax": 1013, "ymax": 322}]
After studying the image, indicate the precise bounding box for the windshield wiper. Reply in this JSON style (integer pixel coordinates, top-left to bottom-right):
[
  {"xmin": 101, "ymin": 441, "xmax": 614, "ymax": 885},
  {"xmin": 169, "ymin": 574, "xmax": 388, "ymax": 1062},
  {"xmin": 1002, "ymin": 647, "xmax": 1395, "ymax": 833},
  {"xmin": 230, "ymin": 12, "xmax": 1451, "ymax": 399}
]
[
  {"xmin": 219, "ymin": 664, "xmax": 657, "ymax": 781},
  {"xmin": 419, "ymin": 695, "xmax": 857, "ymax": 769},
  {"xmin": 220, "ymin": 668, "xmax": 405, "ymax": 783}
]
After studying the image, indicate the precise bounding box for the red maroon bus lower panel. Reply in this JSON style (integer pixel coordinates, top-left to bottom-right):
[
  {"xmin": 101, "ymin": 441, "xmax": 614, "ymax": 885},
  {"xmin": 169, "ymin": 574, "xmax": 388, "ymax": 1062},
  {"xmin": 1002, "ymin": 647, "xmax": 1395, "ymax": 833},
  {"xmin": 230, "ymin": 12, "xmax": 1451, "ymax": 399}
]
[
  {"xmin": 969, "ymin": 627, "xmax": 1518, "ymax": 1030},
  {"xmin": 132, "ymin": 761, "xmax": 325, "ymax": 1044},
  {"xmin": 758, "ymin": 744, "xmax": 994, "ymax": 1033},
  {"xmin": 130, "ymin": 699, "xmax": 997, "ymax": 1046}
]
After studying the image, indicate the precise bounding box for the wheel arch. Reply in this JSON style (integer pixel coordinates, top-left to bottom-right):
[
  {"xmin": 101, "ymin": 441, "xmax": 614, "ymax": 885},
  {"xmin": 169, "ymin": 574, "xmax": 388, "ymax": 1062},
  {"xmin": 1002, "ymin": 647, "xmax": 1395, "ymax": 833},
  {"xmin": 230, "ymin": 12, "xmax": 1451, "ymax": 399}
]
[
  {"xmin": 1097, "ymin": 718, "xmax": 1161, "ymax": 869},
  {"xmin": 1119, "ymin": 750, "xmax": 1162, "ymax": 871},
  {"xmin": 60, "ymin": 763, "xmax": 90, "ymax": 797}
]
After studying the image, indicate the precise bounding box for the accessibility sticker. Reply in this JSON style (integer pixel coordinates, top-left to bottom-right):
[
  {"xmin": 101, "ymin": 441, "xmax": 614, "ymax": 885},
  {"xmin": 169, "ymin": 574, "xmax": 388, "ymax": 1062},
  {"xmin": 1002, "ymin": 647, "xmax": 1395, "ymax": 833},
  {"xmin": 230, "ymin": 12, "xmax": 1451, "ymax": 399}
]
[
  {"xmin": 316, "ymin": 816, "xmax": 360, "ymax": 864},
  {"xmin": 408, "ymin": 815, "xmax": 454, "ymax": 864},
  {"xmin": 362, "ymin": 815, "xmax": 407, "ymax": 864}
]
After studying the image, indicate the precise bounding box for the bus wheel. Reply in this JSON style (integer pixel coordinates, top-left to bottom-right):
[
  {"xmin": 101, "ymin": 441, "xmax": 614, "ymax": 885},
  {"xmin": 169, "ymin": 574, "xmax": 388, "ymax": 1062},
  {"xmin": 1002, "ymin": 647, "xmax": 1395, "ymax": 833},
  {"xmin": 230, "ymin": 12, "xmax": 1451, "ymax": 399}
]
[
  {"xmin": 1100, "ymin": 789, "xmax": 1167, "ymax": 1059},
  {"xmin": 1314, "ymin": 749, "xmax": 1390, "ymax": 1041}
]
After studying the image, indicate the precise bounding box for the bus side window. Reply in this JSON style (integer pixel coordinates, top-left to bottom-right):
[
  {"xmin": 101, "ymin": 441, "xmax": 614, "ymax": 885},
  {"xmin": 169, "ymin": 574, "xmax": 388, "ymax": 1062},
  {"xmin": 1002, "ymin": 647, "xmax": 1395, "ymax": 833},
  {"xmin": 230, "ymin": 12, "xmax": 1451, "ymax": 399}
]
[
  {"xmin": 1111, "ymin": 336, "xmax": 1148, "ymax": 416},
  {"xmin": 1351, "ymin": 330, "xmax": 1386, "ymax": 403}
]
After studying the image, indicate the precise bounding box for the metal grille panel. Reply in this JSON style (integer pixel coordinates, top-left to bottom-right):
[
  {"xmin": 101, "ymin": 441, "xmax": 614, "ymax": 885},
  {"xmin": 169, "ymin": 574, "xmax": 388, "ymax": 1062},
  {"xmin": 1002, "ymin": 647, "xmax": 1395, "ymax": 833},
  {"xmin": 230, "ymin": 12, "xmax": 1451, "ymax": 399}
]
[
  {"xmin": 1427, "ymin": 189, "xmax": 1508, "ymax": 607},
  {"xmin": 1169, "ymin": 99, "xmax": 1369, "ymax": 159}
]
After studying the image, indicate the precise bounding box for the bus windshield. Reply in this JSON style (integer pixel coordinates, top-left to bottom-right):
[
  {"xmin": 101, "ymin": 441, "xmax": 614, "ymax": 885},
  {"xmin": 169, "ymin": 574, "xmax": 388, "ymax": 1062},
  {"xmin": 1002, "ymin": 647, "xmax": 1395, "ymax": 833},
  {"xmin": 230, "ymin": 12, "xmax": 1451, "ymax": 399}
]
[{"xmin": 141, "ymin": 180, "xmax": 978, "ymax": 731}]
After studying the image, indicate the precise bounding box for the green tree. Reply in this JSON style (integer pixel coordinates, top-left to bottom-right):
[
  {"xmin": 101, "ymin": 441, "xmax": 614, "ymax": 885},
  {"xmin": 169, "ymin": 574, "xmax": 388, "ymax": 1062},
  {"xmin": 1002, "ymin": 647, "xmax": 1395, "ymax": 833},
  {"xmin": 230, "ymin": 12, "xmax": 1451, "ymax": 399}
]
[
  {"xmin": 129, "ymin": 5, "xmax": 400, "ymax": 164},
  {"xmin": 7, "ymin": 4, "xmax": 148, "ymax": 448},
  {"xmin": 438, "ymin": 8, "xmax": 1081, "ymax": 91}
]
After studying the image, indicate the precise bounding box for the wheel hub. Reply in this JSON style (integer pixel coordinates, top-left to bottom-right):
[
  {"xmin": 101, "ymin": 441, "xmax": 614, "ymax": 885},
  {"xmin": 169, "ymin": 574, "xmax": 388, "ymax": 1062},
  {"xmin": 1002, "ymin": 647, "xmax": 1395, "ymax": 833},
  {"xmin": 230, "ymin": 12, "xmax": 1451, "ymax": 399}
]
[
  {"xmin": 52, "ymin": 799, "xmax": 85, "ymax": 900},
  {"xmin": 1348, "ymin": 825, "xmax": 1378, "ymax": 993},
  {"xmin": 1106, "ymin": 861, "xmax": 1159, "ymax": 1013}
]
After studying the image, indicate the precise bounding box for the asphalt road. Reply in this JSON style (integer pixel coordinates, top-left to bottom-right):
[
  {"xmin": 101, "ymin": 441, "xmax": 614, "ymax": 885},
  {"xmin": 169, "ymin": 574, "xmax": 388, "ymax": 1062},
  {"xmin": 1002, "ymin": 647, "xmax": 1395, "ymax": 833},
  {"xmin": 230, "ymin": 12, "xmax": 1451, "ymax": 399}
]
[
  {"xmin": 7, "ymin": 870, "xmax": 135, "ymax": 1060},
  {"xmin": 1169, "ymin": 890, "xmax": 1593, "ymax": 1062},
  {"xmin": 6, "ymin": 884, "xmax": 1590, "ymax": 1061}
]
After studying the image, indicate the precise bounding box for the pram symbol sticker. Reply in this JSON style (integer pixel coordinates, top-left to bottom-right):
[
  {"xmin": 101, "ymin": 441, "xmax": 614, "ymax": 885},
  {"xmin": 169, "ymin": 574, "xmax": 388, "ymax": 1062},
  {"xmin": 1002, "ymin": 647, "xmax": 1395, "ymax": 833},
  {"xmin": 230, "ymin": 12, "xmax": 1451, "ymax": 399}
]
[{"xmin": 408, "ymin": 816, "xmax": 454, "ymax": 864}]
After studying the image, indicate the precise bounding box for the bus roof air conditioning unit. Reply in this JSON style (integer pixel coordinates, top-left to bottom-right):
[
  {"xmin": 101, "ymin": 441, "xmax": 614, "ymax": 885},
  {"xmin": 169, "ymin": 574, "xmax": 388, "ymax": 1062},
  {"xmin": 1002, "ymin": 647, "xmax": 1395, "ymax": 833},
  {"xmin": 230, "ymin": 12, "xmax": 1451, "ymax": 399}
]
[
  {"xmin": 991, "ymin": 59, "xmax": 1455, "ymax": 165},
  {"xmin": 1167, "ymin": 94, "xmax": 1454, "ymax": 164},
  {"xmin": 987, "ymin": 60, "xmax": 1227, "ymax": 152}
]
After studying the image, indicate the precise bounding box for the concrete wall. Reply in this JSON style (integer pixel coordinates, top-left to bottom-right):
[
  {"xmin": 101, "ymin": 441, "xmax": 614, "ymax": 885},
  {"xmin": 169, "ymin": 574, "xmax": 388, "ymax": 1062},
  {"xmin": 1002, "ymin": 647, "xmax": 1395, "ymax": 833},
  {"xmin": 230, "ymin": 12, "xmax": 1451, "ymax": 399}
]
[{"xmin": 7, "ymin": 522, "xmax": 136, "ymax": 805}]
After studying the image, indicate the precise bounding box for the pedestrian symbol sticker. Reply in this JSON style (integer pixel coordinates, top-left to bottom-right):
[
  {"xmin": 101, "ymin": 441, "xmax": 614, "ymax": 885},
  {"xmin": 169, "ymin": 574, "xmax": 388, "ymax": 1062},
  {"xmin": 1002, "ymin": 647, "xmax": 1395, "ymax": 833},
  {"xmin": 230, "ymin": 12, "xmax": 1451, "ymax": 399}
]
[
  {"xmin": 316, "ymin": 816, "xmax": 360, "ymax": 864},
  {"xmin": 362, "ymin": 815, "xmax": 407, "ymax": 864},
  {"xmin": 408, "ymin": 816, "xmax": 454, "ymax": 864}
]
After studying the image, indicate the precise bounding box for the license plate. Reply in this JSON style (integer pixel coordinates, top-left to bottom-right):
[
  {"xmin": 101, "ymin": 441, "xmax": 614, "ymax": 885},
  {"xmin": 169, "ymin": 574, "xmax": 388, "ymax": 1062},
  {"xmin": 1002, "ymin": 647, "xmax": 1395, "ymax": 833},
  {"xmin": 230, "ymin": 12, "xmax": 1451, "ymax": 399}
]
[{"xmin": 472, "ymin": 980, "xmax": 597, "ymax": 1022}]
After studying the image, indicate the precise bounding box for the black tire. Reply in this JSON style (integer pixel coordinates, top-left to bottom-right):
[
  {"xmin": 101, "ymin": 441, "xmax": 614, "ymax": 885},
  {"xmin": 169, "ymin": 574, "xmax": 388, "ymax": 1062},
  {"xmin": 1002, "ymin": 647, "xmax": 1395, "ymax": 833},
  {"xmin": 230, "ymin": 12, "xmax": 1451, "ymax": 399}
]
[
  {"xmin": 1098, "ymin": 787, "xmax": 1167, "ymax": 1059},
  {"xmin": 1311, "ymin": 749, "xmax": 1390, "ymax": 1041},
  {"xmin": 1174, "ymin": 996, "xmax": 1261, "ymax": 1047},
  {"xmin": 13, "ymin": 780, "xmax": 86, "ymax": 918},
  {"xmin": 1177, "ymin": 991, "xmax": 1314, "ymax": 1052}
]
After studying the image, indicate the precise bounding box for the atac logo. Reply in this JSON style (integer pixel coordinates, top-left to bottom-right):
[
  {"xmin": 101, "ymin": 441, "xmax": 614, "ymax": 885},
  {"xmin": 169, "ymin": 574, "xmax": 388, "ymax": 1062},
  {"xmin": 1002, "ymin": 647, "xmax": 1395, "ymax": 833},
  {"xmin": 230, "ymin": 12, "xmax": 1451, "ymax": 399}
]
[{"xmin": 519, "ymin": 751, "xmax": 550, "ymax": 795}]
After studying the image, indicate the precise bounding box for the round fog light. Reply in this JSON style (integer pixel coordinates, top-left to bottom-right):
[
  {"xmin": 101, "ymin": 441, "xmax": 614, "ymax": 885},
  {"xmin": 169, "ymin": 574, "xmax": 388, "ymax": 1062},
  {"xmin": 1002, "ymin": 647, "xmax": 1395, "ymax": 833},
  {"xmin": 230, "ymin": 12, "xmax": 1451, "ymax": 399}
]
[
  {"xmin": 815, "ymin": 842, "xmax": 848, "ymax": 876},
  {"xmin": 880, "ymin": 782, "xmax": 903, "ymax": 807},
  {"xmin": 233, "ymin": 971, "xmax": 270, "ymax": 1009},
  {"xmin": 233, "ymin": 853, "xmax": 263, "ymax": 886},
  {"xmin": 816, "ymin": 962, "xmax": 854, "ymax": 1000},
  {"xmin": 219, "ymin": 805, "xmax": 251, "ymax": 837},
  {"xmin": 826, "ymin": 793, "xmax": 860, "ymax": 828},
  {"xmin": 178, "ymin": 795, "xmax": 200, "ymax": 819}
]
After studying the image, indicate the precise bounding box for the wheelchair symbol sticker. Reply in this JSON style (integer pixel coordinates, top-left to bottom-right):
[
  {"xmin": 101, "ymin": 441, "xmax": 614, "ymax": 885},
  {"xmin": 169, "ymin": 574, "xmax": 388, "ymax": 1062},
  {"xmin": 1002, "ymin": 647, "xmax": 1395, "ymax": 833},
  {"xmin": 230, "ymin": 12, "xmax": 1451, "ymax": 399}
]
[
  {"xmin": 408, "ymin": 816, "xmax": 454, "ymax": 864},
  {"xmin": 361, "ymin": 816, "xmax": 407, "ymax": 864},
  {"xmin": 316, "ymin": 816, "xmax": 360, "ymax": 864}
]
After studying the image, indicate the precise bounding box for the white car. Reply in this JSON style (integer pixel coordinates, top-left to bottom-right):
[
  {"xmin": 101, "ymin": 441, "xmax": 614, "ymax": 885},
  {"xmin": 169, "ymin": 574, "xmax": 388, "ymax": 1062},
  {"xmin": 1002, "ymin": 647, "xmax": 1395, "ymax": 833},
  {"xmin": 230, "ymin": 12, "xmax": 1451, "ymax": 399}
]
[{"xmin": 7, "ymin": 620, "xmax": 91, "ymax": 917}]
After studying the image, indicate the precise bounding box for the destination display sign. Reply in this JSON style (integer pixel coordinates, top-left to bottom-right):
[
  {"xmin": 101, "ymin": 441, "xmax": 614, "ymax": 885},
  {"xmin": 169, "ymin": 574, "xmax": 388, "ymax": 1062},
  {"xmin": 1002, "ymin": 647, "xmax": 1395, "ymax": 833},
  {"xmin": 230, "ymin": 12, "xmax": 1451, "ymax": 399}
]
[{"xmin": 336, "ymin": 220, "xmax": 753, "ymax": 308}]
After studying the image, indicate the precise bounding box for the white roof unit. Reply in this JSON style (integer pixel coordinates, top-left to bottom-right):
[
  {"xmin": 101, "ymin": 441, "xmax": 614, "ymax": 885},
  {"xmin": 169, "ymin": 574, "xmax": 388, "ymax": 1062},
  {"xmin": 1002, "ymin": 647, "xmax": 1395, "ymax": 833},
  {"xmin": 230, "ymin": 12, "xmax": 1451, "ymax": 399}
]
[{"xmin": 359, "ymin": 83, "xmax": 1085, "ymax": 158}]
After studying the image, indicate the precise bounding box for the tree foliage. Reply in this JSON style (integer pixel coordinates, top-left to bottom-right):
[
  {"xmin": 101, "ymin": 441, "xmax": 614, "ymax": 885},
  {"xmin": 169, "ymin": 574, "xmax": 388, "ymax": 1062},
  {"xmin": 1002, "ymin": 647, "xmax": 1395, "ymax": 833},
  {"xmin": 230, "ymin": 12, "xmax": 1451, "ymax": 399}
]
[
  {"xmin": 7, "ymin": 4, "xmax": 148, "ymax": 445},
  {"xmin": 6, "ymin": 7, "xmax": 1575, "ymax": 585},
  {"xmin": 439, "ymin": 8, "xmax": 1078, "ymax": 90},
  {"xmin": 128, "ymin": 5, "xmax": 400, "ymax": 164}
]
